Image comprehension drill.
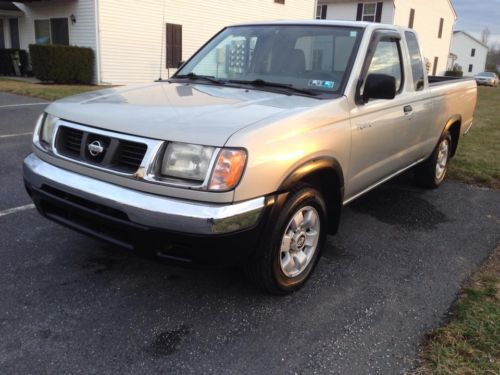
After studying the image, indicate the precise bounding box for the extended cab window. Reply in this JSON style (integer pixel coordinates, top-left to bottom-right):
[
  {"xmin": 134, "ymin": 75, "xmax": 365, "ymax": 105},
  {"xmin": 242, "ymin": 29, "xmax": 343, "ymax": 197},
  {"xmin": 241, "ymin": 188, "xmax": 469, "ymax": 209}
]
[
  {"xmin": 365, "ymin": 40, "xmax": 403, "ymax": 92},
  {"xmin": 405, "ymin": 31, "xmax": 425, "ymax": 91},
  {"xmin": 178, "ymin": 25, "xmax": 363, "ymax": 96}
]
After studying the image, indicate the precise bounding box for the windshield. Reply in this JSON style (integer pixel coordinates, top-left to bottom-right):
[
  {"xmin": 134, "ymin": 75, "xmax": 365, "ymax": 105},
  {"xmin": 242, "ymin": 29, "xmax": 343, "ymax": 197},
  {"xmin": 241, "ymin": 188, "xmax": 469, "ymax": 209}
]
[
  {"xmin": 478, "ymin": 72, "xmax": 496, "ymax": 77},
  {"xmin": 175, "ymin": 25, "xmax": 363, "ymax": 96}
]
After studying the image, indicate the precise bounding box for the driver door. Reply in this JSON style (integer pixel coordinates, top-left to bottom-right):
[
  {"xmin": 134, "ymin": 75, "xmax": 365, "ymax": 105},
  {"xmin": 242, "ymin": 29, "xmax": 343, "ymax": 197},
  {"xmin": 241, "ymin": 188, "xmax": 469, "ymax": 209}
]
[{"xmin": 347, "ymin": 34, "xmax": 417, "ymax": 199}]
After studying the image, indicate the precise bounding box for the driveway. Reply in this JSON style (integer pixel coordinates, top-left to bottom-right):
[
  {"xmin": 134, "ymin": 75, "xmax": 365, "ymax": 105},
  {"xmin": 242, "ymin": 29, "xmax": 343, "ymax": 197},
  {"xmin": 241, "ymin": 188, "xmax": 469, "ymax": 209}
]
[{"xmin": 0, "ymin": 92, "xmax": 499, "ymax": 374}]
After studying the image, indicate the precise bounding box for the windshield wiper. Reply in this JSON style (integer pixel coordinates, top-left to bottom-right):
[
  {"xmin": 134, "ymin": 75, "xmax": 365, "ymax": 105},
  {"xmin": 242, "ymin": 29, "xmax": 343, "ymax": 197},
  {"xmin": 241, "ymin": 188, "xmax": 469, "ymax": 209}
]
[
  {"xmin": 227, "ymin": 79, "xmax": 318, "ymax": 96},
  {"xmin": 173, "ymin": 72, "xmax": 224, "ymax": 85}
]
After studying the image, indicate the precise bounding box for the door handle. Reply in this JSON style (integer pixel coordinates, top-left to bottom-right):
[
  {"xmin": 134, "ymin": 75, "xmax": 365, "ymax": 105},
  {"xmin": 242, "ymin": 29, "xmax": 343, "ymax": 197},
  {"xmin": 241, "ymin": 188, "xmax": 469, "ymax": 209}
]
[{"xmin": 404, "ymin": 105, "xmax": 413, "ymax": 114}]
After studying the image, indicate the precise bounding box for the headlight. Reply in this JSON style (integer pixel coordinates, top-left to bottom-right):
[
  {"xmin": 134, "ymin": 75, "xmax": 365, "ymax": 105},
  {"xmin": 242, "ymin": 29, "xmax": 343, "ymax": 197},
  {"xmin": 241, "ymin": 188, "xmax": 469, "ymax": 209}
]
[
  {"xmin": 37, "ymin": 113, "xmax": 59, "ymax": 149},
  {"xmin": 160, "ymin": 142, "xmax": 216, "ymax": 181},
  {"xmin": 209, "ymin": 149, "xmax": 247, "ymax": 191}
]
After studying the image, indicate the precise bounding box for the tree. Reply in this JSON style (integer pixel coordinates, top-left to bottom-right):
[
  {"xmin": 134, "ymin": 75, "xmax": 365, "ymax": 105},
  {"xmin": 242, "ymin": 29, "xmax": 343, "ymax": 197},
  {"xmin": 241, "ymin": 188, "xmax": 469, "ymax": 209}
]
[{"xmin": 481, "ymin": 27, "xmax": 491, "ymax": 46}]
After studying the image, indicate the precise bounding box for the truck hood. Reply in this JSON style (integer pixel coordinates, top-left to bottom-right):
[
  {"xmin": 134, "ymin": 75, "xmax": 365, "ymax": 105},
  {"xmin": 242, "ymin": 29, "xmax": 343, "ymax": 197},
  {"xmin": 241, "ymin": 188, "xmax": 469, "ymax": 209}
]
[{"xmin": 46, "ymin": 82, "xmax": 325, "ymax": 147}]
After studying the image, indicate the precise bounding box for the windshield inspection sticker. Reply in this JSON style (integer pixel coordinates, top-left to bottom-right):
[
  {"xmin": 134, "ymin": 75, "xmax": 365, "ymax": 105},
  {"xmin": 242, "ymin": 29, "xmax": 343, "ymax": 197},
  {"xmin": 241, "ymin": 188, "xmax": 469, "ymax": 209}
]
[{"xmin": 308, "ymin": 80, "xmax": 335, "ymax": 89}]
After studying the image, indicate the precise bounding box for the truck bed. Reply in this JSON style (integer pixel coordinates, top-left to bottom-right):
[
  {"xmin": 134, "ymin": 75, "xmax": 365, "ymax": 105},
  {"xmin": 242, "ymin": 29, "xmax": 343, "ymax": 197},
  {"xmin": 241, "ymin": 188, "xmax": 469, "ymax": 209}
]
[{"xmin": 428, "ymin": 76, "xmax": 476, "ymax": 87}]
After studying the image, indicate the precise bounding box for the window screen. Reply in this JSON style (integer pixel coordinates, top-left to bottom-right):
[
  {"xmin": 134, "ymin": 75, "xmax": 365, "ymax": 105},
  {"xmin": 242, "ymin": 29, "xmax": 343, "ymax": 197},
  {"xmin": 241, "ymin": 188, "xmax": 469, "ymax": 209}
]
[{"xmin": 34, "ymin": 20, "xmax": 51, "ymax": 45}]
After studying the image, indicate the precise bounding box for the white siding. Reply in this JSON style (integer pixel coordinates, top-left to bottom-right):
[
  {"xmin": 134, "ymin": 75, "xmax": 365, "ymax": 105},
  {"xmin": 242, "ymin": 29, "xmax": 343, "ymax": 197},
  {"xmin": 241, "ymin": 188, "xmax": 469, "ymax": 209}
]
[
  {"xmin": 98, "ymin": 0, "xmax": 315, "ymax": 85},
  {"xmin": 320, "ymin": 1, "xmax": 394, "ymax": 24},
  {"xmin": 320, "ymin": 0, "xmax": 455, "ymax": 75},
  {"xmin": 393, "ymin": 0, "xmax": 455, "ymax": 75},
  {"xmin": 14, "ymin": 0, "xmax": 96, "ymax": 50},
  {"xmin": 450, "ymin": 32, "xmax": 488, "ymax": 76},
  {"xmin": 13, "ymin": 0, "xmax": 97, "ymax": 80}
]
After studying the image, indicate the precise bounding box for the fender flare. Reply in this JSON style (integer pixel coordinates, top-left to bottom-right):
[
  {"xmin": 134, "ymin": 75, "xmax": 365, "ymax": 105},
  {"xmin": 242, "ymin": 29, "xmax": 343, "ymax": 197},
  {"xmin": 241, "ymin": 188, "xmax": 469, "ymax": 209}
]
[
  {"xmin": 443, "ymin": 114, "xmax": 462, "ymax": 133},
  {"xmin": 442, "ymin": 115, "xmax": 462, "ymax": 157},
  {"xmin": 277, "ymin": 157, "xmax": 345, "ymax": 235},
  {"xmin": 278, "ymin": 157, "xmax": 345, "ymax": 195}
]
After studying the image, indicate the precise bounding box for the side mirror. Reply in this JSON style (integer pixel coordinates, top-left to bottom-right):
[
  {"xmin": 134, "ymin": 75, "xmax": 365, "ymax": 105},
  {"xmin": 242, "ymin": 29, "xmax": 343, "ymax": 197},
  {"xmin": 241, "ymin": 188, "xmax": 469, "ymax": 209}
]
[{"xmin": 363, "ymin": 74, "xmax": 396, "ymax": 103}]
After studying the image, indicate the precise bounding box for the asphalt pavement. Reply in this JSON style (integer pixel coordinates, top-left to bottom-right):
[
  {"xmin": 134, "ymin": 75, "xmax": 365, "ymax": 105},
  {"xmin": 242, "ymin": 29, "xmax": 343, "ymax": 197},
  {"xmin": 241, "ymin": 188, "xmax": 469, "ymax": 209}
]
[{"xmin": 0, "ymin": 92, "xmax": 499, "ymax": 374}]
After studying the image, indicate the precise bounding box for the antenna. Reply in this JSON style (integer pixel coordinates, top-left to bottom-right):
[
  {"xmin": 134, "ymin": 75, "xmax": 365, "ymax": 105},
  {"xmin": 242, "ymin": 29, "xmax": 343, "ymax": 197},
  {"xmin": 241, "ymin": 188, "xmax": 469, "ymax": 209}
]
[{"xmin": 158, "ymin": 0, "xmax": 166, "ymax": 81}]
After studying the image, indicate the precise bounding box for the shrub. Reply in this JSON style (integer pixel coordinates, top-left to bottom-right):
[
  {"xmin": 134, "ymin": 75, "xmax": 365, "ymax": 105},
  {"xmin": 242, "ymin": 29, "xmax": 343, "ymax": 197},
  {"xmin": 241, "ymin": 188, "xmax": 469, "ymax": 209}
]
[
  {"xmin": 445, "ymin": 64, "xmax": 464, "ymax": 77},
  {"xmin": 29, "ymin": 44, "xmax": 94, "ymax": 84},
  {"xmin": 445, "ymin": 70, "xmax": 464, "ymax": 77},
  {"xmin": 0, "ymin": 49, "xmax": 30, "ymax": 76}
]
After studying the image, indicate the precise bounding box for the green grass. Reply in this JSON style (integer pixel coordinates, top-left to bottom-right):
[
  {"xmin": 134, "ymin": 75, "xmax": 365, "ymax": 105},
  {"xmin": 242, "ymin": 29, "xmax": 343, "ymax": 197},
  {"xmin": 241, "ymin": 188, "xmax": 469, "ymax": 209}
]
[
  {"xmin": 0, "ymin": 77, "xmax": 100, "ymax": 101},
  {"xmin": 416, "ymin": 246, "xmax": 500, "ymax": 374},
  {"xmin": 448, "ymin": 86, "xmax": 500, "ymax": 189}
]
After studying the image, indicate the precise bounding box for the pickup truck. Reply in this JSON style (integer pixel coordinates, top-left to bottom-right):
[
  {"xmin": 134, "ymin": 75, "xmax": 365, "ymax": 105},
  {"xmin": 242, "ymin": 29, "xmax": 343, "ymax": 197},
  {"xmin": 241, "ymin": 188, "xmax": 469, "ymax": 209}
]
[{"xmin": 23, "ymin": 21, "xmax": 477, "ymax": 294}]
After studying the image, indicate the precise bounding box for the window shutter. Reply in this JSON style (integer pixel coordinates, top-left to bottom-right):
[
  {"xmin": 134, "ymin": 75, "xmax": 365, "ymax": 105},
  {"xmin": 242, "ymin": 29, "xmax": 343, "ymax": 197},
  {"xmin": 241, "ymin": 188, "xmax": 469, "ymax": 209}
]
[
  {"xmin": 432, "ymin": 57, "xmax": 438, "ymax": 76},
  {"xmin": 321, "ymin": 5, "xmax": 327, "ymax": 19},
  {"xmin": 375, "ymin": 2, "xmax": 383, "ymax": 23},
  {"xmin": 438, "ymin": 18, "xmax": 444, "ymax": 38},
  {"xmin": 408, "ymin": 9, "xmax": 415, "ymax": 28},
  {"xmin": 356, "ymin": 3, "xmax": 363, "ymax": 21},
  {"xmin": 166, "ymin": 23, "xmax": 182, "ymax": 68}
]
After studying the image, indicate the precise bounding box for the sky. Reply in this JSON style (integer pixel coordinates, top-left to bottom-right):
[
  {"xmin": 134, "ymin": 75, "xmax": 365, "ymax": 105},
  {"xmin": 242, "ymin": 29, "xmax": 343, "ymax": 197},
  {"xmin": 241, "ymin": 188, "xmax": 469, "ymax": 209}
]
[{"xmin": 452, "ymin": 0, "xmax": 500, "ymax": 46}]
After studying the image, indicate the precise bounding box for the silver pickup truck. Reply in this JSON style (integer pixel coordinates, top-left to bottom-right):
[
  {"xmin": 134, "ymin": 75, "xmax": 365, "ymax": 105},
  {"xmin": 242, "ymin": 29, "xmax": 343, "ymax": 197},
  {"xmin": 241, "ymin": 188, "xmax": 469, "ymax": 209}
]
[{"xmin": 24, "ymin": 21, "xmax": 477, "ymax": 294}]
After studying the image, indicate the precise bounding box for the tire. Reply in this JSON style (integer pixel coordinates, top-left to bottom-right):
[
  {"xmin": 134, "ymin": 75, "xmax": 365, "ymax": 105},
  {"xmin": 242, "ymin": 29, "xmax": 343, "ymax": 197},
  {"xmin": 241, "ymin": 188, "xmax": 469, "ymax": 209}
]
[
  {"xmin": 414, "ymin": 132, "xmax": 452, "ymax": 189},
  {"xmin": 245, "ymin": 185, "xmax": 328, "ymax": 295}
]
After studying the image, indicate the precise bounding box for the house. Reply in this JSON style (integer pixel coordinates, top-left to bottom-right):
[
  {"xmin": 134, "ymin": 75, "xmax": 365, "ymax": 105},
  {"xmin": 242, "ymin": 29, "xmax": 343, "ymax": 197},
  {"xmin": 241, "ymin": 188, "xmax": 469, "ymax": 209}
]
[
  {"xmin": 1, "ymin": 0, "xmax": 315, "ymax": 84},
  {"xmin": 0, "ymin": 1, "xmax": 22, "ymax": 49},
  {"xmin": 315, "ymin": 0, "xmax": 457, "ymax": 75},
  {"xmin": 449, "ymin": 31, "xmax": 488, "ymax": 76}
]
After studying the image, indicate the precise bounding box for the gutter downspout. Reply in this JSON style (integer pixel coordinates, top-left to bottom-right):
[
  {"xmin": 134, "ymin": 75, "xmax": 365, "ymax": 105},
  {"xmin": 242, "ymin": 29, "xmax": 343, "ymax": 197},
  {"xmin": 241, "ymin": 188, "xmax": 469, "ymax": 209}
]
[
  {"xmin": 313, "ymin": 0, "xmax": 318, "ymax": 19},
  {"xmin": 94, "ymin": 0, "xmax": 102, "ymax": 84}
]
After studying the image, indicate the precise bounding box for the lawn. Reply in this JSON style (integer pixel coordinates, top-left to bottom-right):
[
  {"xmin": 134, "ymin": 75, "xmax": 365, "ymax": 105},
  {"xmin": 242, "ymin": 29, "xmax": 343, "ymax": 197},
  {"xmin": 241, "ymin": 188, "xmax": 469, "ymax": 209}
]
[
  {"xmin": 0, "ymin": 78, "xmax": 100, "ymax": 101},
  {"xmin": 414, "ymin": 86, "xmax": 500, "ymax": 375},
  {"xmin": 448, "ymin": 86, "xmax": 500, "ymax": 189},
  {"xmin": 416, "ymin": 246, "xmax": 500, "ymax": 374}
]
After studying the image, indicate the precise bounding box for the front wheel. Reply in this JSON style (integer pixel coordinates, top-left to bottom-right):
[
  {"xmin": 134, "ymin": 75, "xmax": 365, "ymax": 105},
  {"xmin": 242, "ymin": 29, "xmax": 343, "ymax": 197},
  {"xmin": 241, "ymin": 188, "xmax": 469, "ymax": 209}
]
[
  {"xmin": 414, "ymin": 132, "xmax": 452, "ymax": 189},
  {"xmin": 246, "ymin": 185, "xmax": 328, "ymax": 295}
]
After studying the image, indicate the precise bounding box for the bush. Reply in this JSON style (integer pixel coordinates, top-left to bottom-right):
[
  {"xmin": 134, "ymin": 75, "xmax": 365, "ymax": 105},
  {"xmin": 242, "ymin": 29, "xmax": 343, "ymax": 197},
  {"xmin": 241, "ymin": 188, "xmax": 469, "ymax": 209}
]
[
  {"xmin": 0, "ymin": 49, "xmax": 30, "ymax": 76},
  {"xmin": 445, "ymin": 64, "xmax": 464, "ymax": 77},
  {"xmin": 29, "ymin": 44, "xmax": 94, "ymax": 84},
  {"xmin": 445, "ymin": 70, "xmax": 464, "ymax": 77}
]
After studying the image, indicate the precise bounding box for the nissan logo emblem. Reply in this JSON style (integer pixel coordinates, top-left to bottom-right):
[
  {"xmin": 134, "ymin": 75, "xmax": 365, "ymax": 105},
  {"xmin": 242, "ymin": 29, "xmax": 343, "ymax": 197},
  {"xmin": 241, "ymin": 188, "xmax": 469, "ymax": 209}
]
[{"xmin": 88, "ymin": 140, "xmax": 105, "ymax": 157}]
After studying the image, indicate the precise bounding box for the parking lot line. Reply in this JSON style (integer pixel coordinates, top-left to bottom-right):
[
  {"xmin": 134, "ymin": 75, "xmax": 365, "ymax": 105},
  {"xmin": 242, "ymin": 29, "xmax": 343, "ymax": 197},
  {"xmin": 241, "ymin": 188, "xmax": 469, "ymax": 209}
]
[
  {"xmin": 0, "ymin": 204, "xmax": 35, "ymax": 218},
  {"xmin": 0, "ymin": 132, "xmax": 32, "ymax": 139},
  {"xmin": 0, "ymin": 103, "xmax": 47, "ymax": 109}
]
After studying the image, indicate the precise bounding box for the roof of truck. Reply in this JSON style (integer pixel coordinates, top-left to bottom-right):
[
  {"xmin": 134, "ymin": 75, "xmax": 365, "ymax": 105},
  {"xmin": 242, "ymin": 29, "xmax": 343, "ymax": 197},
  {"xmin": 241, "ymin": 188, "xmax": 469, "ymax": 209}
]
[{"xmin": 229, "ymin": 19, "xmax": 404, "ymax": 30}]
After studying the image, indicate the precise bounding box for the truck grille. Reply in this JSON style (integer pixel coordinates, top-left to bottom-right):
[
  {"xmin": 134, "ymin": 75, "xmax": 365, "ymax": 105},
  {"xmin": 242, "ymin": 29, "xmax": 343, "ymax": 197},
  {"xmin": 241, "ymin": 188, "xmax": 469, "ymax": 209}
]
[
  {"xmin": 55, "ymin": 125, "xmax": 148, "ymax": 174},
  {"xmin": 113, "ymin": 141, "xmax": 148, "ymax": 172},
  {"xmin": 58, "ymin": 127, "xmax": 84, "ymax": 156}
]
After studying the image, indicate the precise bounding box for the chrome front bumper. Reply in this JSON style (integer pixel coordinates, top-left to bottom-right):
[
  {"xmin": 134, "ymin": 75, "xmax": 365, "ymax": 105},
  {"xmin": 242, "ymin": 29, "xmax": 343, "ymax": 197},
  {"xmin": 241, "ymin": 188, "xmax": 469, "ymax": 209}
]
[{"xmin": 23, "ymin": 153, "xmax": 265, "ymax": 235}]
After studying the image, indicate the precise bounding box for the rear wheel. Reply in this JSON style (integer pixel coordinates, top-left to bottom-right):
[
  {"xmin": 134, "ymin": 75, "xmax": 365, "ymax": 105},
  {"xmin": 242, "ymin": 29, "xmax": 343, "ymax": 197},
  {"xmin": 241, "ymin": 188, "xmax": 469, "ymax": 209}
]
[
  {"xmin": 414, "ymin": 132, "xmax": 452, "ymax": 189},
  {"xmin": 246, "ymin": 185, "xmax": 327, "ymax": 295}
]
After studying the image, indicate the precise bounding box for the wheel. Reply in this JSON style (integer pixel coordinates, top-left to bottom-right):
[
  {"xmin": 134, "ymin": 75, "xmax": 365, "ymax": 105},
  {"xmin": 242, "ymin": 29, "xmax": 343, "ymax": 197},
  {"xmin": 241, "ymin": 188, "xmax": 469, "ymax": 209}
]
[
  {"xmin": 414, "ymin": 132, "xmax": 452, "ymax": 189},
  {"xmin": 246, "ymin": 185, "xmax": 328, "ymax": 295}
]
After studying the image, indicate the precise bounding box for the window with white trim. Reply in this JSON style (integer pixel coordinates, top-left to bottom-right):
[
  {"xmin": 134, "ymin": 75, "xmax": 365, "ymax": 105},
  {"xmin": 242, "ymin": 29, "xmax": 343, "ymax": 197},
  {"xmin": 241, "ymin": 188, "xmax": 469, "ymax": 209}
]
[
  {"xmin": 316, "ymin": 4, "xmax": 328, "ymax": 20},
  {"xmin": 362, "ymin": 3, "xmax": 377, "ymax": 22},
  {"xmin": 34, "ymin": 18, "xmax": 69, "ymax": 45}
]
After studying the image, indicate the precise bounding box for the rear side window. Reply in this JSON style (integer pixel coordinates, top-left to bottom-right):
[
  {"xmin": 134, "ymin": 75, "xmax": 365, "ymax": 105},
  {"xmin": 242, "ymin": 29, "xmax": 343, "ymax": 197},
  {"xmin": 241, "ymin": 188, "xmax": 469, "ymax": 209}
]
[
  {"xmin": 366, "ymin": 40, "xmax": 403, "ymax": 92},
  {"xmin": 405, "ymin": 31, "xmax": 425, "ymax": 91}
]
